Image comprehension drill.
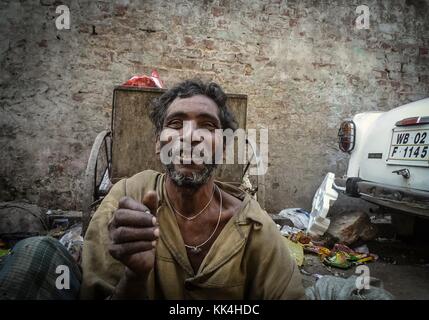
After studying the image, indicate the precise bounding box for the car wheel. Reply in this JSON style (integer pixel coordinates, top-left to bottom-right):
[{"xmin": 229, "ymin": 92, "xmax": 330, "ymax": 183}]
[{"xmin": 391, "ymin": 213, "xmax": 416, "ymax": 237}]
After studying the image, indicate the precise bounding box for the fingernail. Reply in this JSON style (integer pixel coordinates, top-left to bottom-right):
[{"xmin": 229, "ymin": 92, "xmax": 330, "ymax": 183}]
[
  {"xmin": 154, "ymin": 228, "xmax": 160, "ymax": 237},
  {"xmin": 152, "ymin": 240, "xmax": 157, "ymax": 248},
  {"xmin": 152, "ymin": 217, "xmax": 157, "ymax": 226}
]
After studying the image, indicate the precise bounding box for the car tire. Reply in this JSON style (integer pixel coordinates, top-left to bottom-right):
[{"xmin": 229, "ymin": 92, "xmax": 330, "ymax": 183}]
[
  {"xmin": 391, "ymin": 213, "xmax": 415, "ymax": 237},
  {"xmin": 345, "ymin": 177, "xmax": 362, "ymax": 197}
]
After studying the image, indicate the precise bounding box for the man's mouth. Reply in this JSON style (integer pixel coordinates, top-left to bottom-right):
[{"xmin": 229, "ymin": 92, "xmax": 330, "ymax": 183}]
[
  {"xmin": 174, "ymin": 149, "xmax": 202, "ymax": 165},
  {"xmin": 178, "ymin": 157, "xmax": 194, "ymax": 164},
  {"xmin": 172, "ymin": 153, "xmax": 195, "ymax": 165}
]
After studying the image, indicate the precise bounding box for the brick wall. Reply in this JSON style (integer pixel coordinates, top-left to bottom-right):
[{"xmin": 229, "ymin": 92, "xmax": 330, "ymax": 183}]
[{"xmin": 1, "ymin": 0, "xmax": 428, "ymax": 212}]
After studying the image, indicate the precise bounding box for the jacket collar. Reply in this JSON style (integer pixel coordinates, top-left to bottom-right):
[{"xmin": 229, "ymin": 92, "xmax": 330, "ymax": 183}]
[{"xmin": 154, "ymin": 173, "xmax": 265, "ymax": 279}]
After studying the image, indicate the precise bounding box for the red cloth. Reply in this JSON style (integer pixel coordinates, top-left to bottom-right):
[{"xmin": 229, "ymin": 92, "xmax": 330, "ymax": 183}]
[{"xmin": 122, "ymin": 70, "xmax": 164, "ymax": 88}]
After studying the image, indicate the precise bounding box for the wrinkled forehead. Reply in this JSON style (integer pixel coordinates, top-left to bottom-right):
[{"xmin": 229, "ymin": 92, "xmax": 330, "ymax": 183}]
[{"xmin": 165, "ymin": 95, "xmax": 220, "ymax": 121}]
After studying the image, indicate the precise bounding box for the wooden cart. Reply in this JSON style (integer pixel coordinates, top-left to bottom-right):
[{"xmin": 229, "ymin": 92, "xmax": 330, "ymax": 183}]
[{"xmin": 82, "ymin": 86, "xmax": 252, "ymax": 234}]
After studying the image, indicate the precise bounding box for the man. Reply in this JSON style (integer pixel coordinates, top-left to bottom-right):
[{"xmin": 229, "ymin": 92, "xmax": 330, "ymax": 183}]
[{"xmin": 80, "ymin": 79, "xmax": 305, "ymax": 299}]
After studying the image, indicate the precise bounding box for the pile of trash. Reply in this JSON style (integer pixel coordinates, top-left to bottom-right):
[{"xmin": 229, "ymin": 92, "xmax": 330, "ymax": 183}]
[
  {"xmin": 58, "ymin": 224, "xmax": 83, "ymax": 263},
  {"xmin": 275, "ymin": 173, "xmax": 379, "ymax": 271},
  {"xmin": 297, "ymin": 232, "xmax": 376, "ymax": 269},
  {"xmin": 275, "ymin": 205, "xmax": 378, "ymax": 270},
  {"xmin": 281, "ymin": 225, "xmax": 378, "ymax": 270}
]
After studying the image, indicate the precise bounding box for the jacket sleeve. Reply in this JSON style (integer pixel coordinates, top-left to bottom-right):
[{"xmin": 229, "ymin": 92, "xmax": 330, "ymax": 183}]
[
  {"xmin": 246, "ymin": 215, "xmax": 306, "ymax": 300},
  {"xmin": 79, "ymin": 179, "xmax": 127, "ymax": 300}
]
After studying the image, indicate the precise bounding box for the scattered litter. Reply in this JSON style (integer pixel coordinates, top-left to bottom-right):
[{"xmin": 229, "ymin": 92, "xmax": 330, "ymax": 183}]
[
  {"xmin": 305, "ymin": 275, "xmax": 394, "ymax": 300},
  {"xmin": 307, "ymin": 172, "xmax": 338, "ymax": 237},
  {"xmin": 277, "ymin": 173, "xmax": 339, "ymax": 238},
  {"xmin": 300, "ymin": 268, "xmax": 323, "ymax": 280},
  {"xmin": 280, "ymin": 225, "xmax": 302, "ymax": 237},
  {"xmin": 324, "ymin": 252, "xmax": 352, "ymax": 269},
  {"xmin": 370, "ymin": 215, "xmax": 392, "ymax": 224},
  {"xmin": 240, "ymin": 174, "xmax": 257, "ymax": 198},
  {"xmin": 323, "ymin": 243, "xmax": 377, "ymax": 268},
  {"xmin": 324, "ymin": 266, "xmax": 346, "ymax": 278},
  {"xmin": 0, "ymin": 248, "xmax": 10, "ymax": 258},
  {"xmin": 290, "ymin": 231, "xmax": 312, "ymax": 245},
  {"xmin": 306, "ymin": 259, "xmax": 314, "ymax": 266},
  {"xmin": 0, "ymin": 239, "xmax": 10, "ymax": 259},
  {"xmin": 303, "ymin": 243, "xmax": 331, "ymax": 256},
  {"xmin": 284, "ymin": 229, "xmax": 377, "ymax": 270},
  {"xmin": 331, "ymin": 243, "xmax": 357, "ymax": 254},
  {"xmin": 300, "ymin": 269, "xmax": 311, "ymax": 276},
  {"xmin": 282, "ymin": 237, "xmax": 304, "ymax": 266},
  {"xmin": 353, "ymin": 244, "xmax": 369, "ymax": 254},
  {"xmin": 59, "ymin": 224, "xmax": 83, "ymax": 263},
  {"xmin": 278, "ymin": 208, "xmax": 310, "ymax": 230}
]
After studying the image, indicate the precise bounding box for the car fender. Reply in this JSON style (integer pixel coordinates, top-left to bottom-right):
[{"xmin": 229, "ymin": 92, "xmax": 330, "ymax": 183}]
[{"xmin": 346, "ymin": 112, "xmax": 383, "ymax": 177}]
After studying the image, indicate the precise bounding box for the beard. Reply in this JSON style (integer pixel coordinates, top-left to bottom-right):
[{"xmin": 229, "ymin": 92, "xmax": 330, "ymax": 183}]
[{"xmin": 164, "ymin": 162, "xmax": 218, "ymax": 189}]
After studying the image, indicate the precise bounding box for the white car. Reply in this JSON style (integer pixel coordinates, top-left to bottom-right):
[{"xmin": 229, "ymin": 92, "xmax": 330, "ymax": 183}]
[{"xmin": 337, "ymin": 98, "xmax": 429, "ymax": 233}]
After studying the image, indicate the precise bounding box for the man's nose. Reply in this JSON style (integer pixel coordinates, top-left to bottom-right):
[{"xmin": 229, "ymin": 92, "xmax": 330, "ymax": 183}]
[{"xmin": 181, "ymin": 120, "xmax": 201, "ymax": 146}]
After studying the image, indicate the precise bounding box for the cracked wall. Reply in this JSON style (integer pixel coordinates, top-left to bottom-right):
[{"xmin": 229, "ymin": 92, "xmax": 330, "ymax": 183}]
[{"xmin": 0, "ymin": 0, "xmax": 428, "ymax": 212}]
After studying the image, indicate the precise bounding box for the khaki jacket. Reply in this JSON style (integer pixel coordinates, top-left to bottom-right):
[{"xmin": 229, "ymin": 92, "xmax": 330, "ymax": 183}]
[{"xmin": 80, "ymin": 170, "xmax": 305, "ymax": 300}]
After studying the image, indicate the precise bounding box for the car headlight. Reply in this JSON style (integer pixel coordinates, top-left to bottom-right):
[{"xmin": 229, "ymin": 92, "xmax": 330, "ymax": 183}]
[{"xmin": 338, "ymin": 120, "xmax": 355, "ymax": 153}]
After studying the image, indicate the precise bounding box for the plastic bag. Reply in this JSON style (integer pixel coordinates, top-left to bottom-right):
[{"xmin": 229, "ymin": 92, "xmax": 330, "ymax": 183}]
[
  {"xmin": 278, "ymin": 208, "xmax": 310, "ymax": 230},
  {"xmin": 59, "ymin": 224, "xmax": 83, "ymax": 263}
]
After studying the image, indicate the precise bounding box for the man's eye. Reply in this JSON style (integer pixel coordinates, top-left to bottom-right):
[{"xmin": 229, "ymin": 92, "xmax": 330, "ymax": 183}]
[
  {"xmin": 202, "ymin": 123, "xmax": 217, "ymax": 130},
  {"xmin": 168, "ymin": 121, "xmax": 183, "ymax": 129}
]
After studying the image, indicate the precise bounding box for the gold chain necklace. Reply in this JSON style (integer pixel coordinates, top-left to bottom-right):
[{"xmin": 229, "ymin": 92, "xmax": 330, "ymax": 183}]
[
  {"xmin": 168, "ymin": 186, "xmax": 215, "ymax": 221},
  {"xmin": 183, "ymin": 185, "xmax": 222, "ymax": 254}
]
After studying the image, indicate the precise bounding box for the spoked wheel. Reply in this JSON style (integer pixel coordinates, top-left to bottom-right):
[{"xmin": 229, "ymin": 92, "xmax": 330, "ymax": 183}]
[{"xmin": 82, "ymin": 130, "xmax": 112, "ymax": 235}]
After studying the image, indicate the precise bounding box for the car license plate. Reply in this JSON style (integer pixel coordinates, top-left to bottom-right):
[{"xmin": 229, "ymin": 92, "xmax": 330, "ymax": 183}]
[{"xmin": 387, "ymin": 128, "xmax": 429, "ymax": 166}]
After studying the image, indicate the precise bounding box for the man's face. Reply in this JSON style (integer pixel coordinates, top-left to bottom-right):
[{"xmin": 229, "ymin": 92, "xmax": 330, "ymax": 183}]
[{"xmin": 158, "ymin": 94, "xmax": 223, "ymax": 188}]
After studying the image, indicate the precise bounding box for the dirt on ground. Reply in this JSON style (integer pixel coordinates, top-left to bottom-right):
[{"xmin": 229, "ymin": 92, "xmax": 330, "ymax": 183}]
[{"xmin": 300, "ymin": 223, "xmax": 429, "ymax": 300}]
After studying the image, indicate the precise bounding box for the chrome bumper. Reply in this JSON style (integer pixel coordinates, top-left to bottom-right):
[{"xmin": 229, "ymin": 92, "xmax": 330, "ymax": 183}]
[{"xmin": 334, "ymin": 177, "xmax": 429, "ymax": 217}]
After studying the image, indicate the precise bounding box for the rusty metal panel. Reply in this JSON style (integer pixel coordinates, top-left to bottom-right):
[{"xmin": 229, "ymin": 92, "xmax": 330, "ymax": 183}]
[{"xmin": 111, "ymin": 86, "xmax": 247, "ymax": 184}]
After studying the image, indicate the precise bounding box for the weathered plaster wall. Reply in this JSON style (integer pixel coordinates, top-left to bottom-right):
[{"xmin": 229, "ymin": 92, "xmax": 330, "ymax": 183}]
[{"xmin": 1, "ymin": 0, "xmax": 428, "ymax": 212}]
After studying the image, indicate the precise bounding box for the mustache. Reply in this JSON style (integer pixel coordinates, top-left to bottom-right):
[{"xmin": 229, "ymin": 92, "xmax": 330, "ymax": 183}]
[
  {"xmin": 168, "ymin": 141, "xmax": 213, "ymax": 162},
  {"xmin": 164, "ymin": 162, "xmax": 218, "ymax": 188}
]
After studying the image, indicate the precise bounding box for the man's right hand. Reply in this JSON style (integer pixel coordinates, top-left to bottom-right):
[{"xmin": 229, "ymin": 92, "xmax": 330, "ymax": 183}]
[{"xmin": 108, "ymin": 191, "xmax": 159, "ymax": 278}]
